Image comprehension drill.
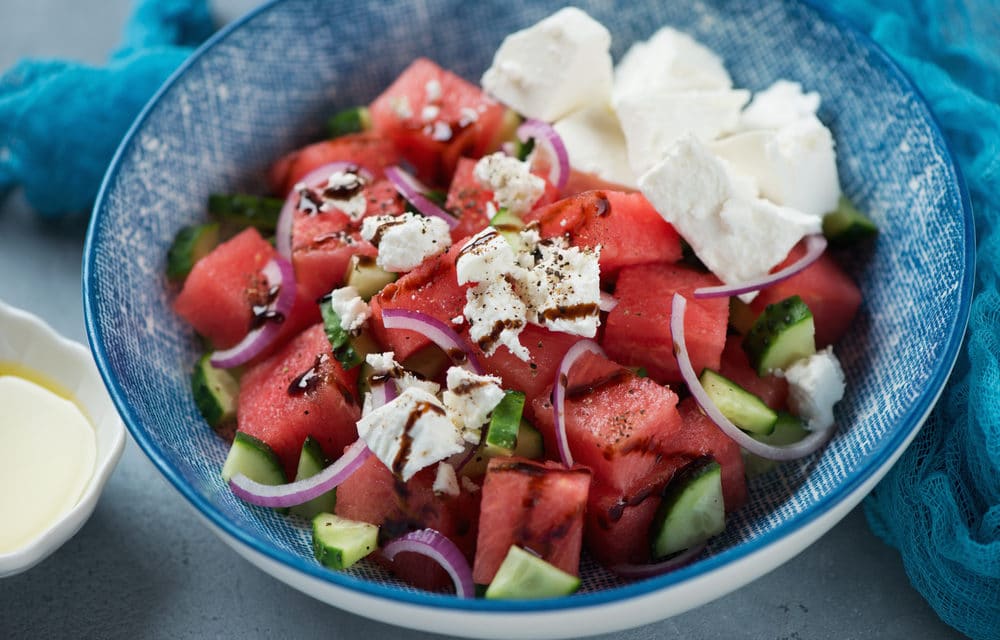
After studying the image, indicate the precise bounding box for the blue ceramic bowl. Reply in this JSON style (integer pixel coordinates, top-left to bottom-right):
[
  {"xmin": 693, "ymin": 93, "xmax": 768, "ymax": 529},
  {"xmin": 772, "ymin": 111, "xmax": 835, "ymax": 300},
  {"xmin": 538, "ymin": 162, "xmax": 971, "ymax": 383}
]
[{"xmin": 84, "ymin": 0, "xmax": 973, "ymax": 637}]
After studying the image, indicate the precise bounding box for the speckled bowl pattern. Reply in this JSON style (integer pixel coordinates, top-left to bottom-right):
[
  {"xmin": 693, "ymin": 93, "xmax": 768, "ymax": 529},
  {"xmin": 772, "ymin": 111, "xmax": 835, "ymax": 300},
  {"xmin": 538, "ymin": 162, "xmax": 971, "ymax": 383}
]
[
  {"xmin": 0, "ymin": 301, "xmax": 125, "ymax": 578},
  {"xmin": 83, "ymin": 0, "xmax": 973, "ymax": 637}
]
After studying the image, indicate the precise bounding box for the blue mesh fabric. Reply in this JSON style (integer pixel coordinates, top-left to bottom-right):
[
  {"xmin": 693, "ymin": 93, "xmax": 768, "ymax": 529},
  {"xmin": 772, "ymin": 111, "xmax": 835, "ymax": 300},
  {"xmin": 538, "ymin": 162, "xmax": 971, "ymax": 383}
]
[{"xmin": 825, "ymin": 2, "xmax": 1000, "ymax": 638}]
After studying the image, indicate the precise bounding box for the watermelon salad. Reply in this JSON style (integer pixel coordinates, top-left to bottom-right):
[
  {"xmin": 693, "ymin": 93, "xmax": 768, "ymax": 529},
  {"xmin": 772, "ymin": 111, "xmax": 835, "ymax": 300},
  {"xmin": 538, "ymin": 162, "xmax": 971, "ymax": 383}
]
[{"xmin": 169, "ymin": 8, "xmax": 875, "ymax": 598}]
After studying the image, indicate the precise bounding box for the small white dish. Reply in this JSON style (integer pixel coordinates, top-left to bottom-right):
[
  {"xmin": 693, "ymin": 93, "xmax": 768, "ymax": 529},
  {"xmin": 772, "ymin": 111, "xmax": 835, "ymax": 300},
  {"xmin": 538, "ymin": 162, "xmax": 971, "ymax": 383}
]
[{"xmin": 0, "ymin": 300, "xmax": 125, "ymax": 578}]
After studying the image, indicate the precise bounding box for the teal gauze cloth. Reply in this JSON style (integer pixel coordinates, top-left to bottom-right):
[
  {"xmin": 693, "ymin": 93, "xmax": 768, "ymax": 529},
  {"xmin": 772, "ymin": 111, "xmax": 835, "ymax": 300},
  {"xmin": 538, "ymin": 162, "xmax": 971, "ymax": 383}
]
[
  {"xmin": 0, "ymin": 0, "xmax": 214, "ymax": 217},
  {"xmin": 2, "ymin": 0, "xmax": 998, "ymax": 638}
]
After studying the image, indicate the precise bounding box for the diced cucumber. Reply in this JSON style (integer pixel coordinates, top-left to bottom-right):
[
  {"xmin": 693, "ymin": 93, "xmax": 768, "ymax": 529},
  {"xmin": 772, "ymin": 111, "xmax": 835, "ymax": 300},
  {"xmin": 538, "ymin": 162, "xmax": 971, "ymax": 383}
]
[
  {"xmin": 207, "ymin": 193, "xmax": 283, "ymax": 232},
  {"xmin": 744, "ymin": 412, "xmax": 811, "ymax": 477},
  {"xmin": 512, "ymin": 421, "xmax": 544, "ymax": 460},
  {"xmin": 319, "ymin": 296, "xmax": 378, "ymax": 370},
  {"xmin": 312, "ymin": 513, "xmax": 379, "ymax": 570},
  {"xmin": 489, "ymin": 207, "xmax": 526, "ymax": 252},
  {"xmin": 699, "ymin": 369, "xmax": 777, "ymax": 435},
  {"xmin": 462, "ymin": 419, "xmax": 543, "ymax": 477},
  {"xmin": 326, "ymin": 106, "xmax": 372, "ymax": 138},
  {"xmin": 650, "ymin": 459, "xmax": 725, "ymax": 560},
  {"xmin": 191, "ymin": 353, "xmax": 239, "ymax": 428},
  {"xmin": 221, "ymin": 432, "xmax": 286, "ymax": 485},
  {"xmin": 484, "ymin": 545, "xmax": 580, "ymax": 599},
  {"xmin": 742, "ymin": 295, "xmax": 816, "ymax": 375},
  {"xmin": 485, "ymin": 390, "xmax": 526, "ymax": 450},
  {"xmin": 822, "ymin": 196, "xmax": 877, "ymax": 247},
  {"xmin": 289, "ymin": 437, "xmax": 337, "ymax": 520},
  {"xmin": 166, "ymin": 222, "xmax": 220, "ymax": 282},
  {"xmin": 345, "ymin": 254, "xmax": 397, "ymax": 301}
]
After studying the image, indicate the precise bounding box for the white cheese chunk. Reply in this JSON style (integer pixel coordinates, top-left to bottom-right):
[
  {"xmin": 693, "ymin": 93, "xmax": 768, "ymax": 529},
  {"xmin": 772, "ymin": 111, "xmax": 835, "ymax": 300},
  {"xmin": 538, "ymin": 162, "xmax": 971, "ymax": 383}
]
[
  {"xmin": 519, "ymin": 241, "xmax": 601, "ymax": 337},
  {"xmin": 740, "ymin": 80, "xmax": 821, "ymax": 131},
  {"xmin": 364, "ymin": 352, "xmax": 440, "ymax": 396},
  {"xmin": 464, "ymin": 278, "xmax": 530, "ymax": 361},
  {"xmin": 481, "ymin": 7, "xmax": 613, "ymax": 122},
  {"xmin": 614, "ymin": 26, "xmax": 733, "ymax": 98},
  {"xmin": 360, "ymin": 212, "xmax": 452, "ymax": 272},
  {"xmin": 473, "ymin": 153, "xmax": 545, "ymax": 216},
  {"xmin": 433, "ymin": 462, "xmax": 460, "ymax": 497},
  {"xmin": 455, "ymin": 227, "xmax": 519, "ymax": 285},
  {"xmin": 615, "ymin": 88, "xmax": 750, "ymax": 177},
  {"xmin": 712, "ymin": 116, "xmax": 840, "ymax": 219},
  {"xmin": 554, "ymin": 104, "xmax": 636, "ymax": 188},
  {"xmin": 356, "ymin": 387, "xmax": 464, "ymax": 481},
  {"xmin": 325, "ymin": 285, "xmax": 370, "ymax": 333},
  {"xmin": 442, "ymin": 367, "xmax": 506, "ymax": 443},
  {"xmin": 461, "ymin": 476, "xmax": 481, "ymax": 493},
  {"xmin": 639, "ymin": 135, "xmax": 820, "ymax": 298},
  {"xmin": 782, "ymin": 347, "xmax": 846, "ymax": 431}
]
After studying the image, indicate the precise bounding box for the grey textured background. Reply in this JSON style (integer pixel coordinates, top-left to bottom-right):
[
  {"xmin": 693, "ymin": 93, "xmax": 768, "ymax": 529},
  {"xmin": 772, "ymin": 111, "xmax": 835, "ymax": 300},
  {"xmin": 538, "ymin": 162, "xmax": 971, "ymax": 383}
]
[{"xmin": 0, "ymin": 1, "xmax": 964, "ymax": 638}]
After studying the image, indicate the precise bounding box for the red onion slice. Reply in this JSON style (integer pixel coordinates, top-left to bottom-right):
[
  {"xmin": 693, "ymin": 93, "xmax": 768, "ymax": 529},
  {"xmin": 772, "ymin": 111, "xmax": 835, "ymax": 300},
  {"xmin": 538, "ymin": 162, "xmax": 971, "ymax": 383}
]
[
  {"xmin": 516, "ymin": 118, "xmax": 570, "ymax": 191},
  {"xmin": 693, "ymin": 235, "xmax": 828, "ymax": 299},
  {"xmin": 610, "ymin": 543, "xmax": 706, "ymax": 579},
  {"xmin": 551, "ymin": 340, "xmax": 607, "ymax": 467},
  {"xmin": 380, "ymin": 308, "xmax": 483, "ymax": 374},
  {"xmin": 599, "ymin": 291, "xmax": 618, "ymax": 312},
  {"xmin": 382, "ymin": 528, "xmax": 475, "ymax": 598},
  {"xmin": 275, "ymin": 161, "xmax": 374, "ymax": 258},
  {"xmin": 209, "ymin": 256, "xmax": 296, "ymax": 368},
  {"xmin": 384, "ymin": 165, "xmax": 459, "ymax": 229},
  {"xmin": 671, "ymin": 294, "xmax": 836, "ymax": 461},
  {"xmin": 229, "ymin": 438, "xmax": 371, "ymax": 508}
]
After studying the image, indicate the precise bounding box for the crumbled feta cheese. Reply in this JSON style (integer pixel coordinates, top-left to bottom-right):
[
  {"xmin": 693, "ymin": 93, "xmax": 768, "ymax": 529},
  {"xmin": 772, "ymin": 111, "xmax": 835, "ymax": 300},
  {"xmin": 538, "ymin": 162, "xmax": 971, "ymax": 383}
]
[
  {"xmin": 364, "ymin": 352, "xmax": 440, "ymax": 396},
  {"xmin": 421, "ymin": 105, "xmax": 440, "ymax": 122},
  {"xmin": 740, "ymin": 80, "xmax": 821, "ymax": 131},
  {"xmin": 430, "ymin": 121, "xmax": 452, "ymax": 141},
  {"xmin": 390, "ymin": 95, "xmax": 413, "ymax": 119},
  {"xmin": 554, "ymin": 104, "xmax": 636, "ymax": 188},
  {"xmin": 356, "ymin": 387, "xmax": 464, "ymax": 481},
  {"xmin": 433, "ymin": 462, "xmax": 460, "ymax": 496},
  {"xmin": 614, "ymin": 26, "xmax": 733, "ymax": 98},
  {"xmin": 455, "ymin": 227, "xmax": 519, "ymax": 285},
  {"xmin": 638, "ymin": 135, "xmax": 820, "ymax": 298},
  {"xmin": 360, "ymin": 212, "xmax": 452, "ymax": 272},
  {"xmin": 459, "ymin": 107, "xmax": 479, "ymax": 127},
  {"xmin": 782, "ymin": 347, "xmax": 846, "ymax": 431},
  {"xmin": 424, "ymin": 79, "xmax": 442, "ymax": 103},
  {"xmin": 464, "ymin": 279, "xmax": 529, "ymax": 360},
  {"xmin": 713, "ymin": 119, "xmax": 839, "ymax": 219},
  {"xmin": 442, "ymin": 367, "xmax": 506, "ymax": 443},
  {"xmin": 461, "ymin": 476, "xmax": 480, "ymax": 493},
  {"xmin": 325, "ymin": 285, "xmax": 370, "ymax": 333},
  {"xmin": 481, "ymin": 7, "xmax": 613, "ymax": 122},
  {"xmin": 518, "ymin": 241, "xmax": 601, "ymax": 337},
  {"xmin": 451, "ymin": 315, "xmax": 464, "ymax": 325},
  {"xmin": 473, "ymin": 153, "xmax": 545, "ymax": 215}
]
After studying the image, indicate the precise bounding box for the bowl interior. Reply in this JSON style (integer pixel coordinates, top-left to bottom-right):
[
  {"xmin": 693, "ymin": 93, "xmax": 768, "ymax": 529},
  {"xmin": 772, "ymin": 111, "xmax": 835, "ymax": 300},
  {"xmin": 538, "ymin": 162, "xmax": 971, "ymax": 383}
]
[{"xmin": 85, "ymin": 0, "xmax": 971, "ymax": 613}]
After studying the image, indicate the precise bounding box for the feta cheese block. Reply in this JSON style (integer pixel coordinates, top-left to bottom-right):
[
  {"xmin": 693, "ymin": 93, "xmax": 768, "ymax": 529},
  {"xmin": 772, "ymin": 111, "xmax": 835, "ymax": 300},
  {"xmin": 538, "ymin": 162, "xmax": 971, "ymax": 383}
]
[
  {"xmin": 553, "ymin": 104, "xmax": 636, "ymax": 187},
  {"xmin": 456, "ymin": 227, "xmax": 520, "ymax": 285},
  {"xmin": 464, "ymin": 278, "xmax": 530, "ymax": 360},
  {"xmin": 360, "ymin": 212, "xmax": 452, "ymax": 272},
  {"xmin": 740, "ymin": 80, "xmax": 821, "ymax": 131},
  {"xmin": 433, "ymin": 462, "xmax": 460, "ymax": 497},
  {"xmin": 356, "ymin": 387, "xmax": 464, "ymax": 481},
  {"xmin": 782, "ymin": 347, "xmax": 846, "ymax": 431},
  {"xmin": 325, "ymin": 285, "xmax": 370, "ymax": 333},
  {"xmin": 473, "ymin": 153, "xmax": 545, "ymax": 215},
  {"xmin": 480, "ymin": 7, "xmax": 613, "ymax": 122},
  {"xmin": 519, "ymin": 241, "xmax": 601, "ymax": 337},
  {"xmin": 442, "ymin": 366, "xmax": 506, "ymax": 442},
  {"xmin": 614, "ymin": 26, "xmax": 733, "ymax": 98},
  {"xmin": 365, "ymin": 351, "xmax": 439, "ymax": 397},
  {"xmin": 712, "ymin": 116, "xmax": 840, "ymax": 219},
  {"xmin": 639, "ymin": 135, "xmax": 820, "ymax": 295}
]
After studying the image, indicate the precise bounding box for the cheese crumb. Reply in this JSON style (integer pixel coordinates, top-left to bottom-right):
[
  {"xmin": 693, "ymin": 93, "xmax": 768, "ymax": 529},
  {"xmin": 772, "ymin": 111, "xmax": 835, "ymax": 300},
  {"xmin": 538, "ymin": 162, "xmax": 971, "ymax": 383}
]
[
  {"xmin": 324, "ymin": 286, "xmax": 370, "ymax": 333},
  {"xmin": 782, "ymin": 347, "xmax": 846, "ymax": 431},
  {"xmin": 464, "ymin": 278, "xmax": 529, "ymax": 360},
  {"xmin": 442, "ymin": 367, "xmax": 506, "ymax": 443},
  {"xmin": 473, "ymin": 153, "xmax": 545, "ymax": 215},
  {"xmin": 455, "ymin": 228, "xmax": 519, "ymax": 285},
  {"xmin": 518, "ymin": 241, "xmax": 602, "ymax": 337},
  {"xmin": 361, "ymin": 212, "xmax": 452, "ymax": 272},
  {"xmin": 433, "ymin": 462, "xmax": 460, "ymax": 497}
]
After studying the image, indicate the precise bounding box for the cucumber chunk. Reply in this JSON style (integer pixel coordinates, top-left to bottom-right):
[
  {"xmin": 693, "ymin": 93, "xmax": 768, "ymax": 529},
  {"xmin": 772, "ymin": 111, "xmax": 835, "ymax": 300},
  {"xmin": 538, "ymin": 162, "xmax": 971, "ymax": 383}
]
[
  {"xmin": 290, "ymin": 437, "xmax": 337, "ymax": 520},
  {"xmin": 326, "ymin": 106, "xmax": 372, "ymax": 138},
  {"xmin": 699, "ymin": 369, "xmax": 777, "ymax": 435},
  {"xmin": 822, "ymin": 196, "xmax": 877, "ymax": 247},
  {"xmin": 312, "ymin": 513, "xmax": 379, "ymax": 570},
  {"xmin": 489, "ymin": 207, "xmax": 526, "ymax": 252},
  {"xmin": 221, "ymin": 432, "xmax": 286, "ymax": 485},
  {"xmin": 742, "ymin": 295, "xmax": 816, "ymax": 375},
  {"xmin": 345, "ymin": 254, "xmax": 397, "ymax": 301},
  {"xmin": 485, "ymin": 390, "xmax": 526, "ymax": 450},
  {"xmin": 744, "ymin": 412, "xmax": 810, "ymax": 477},
  {"xmin": 166, "ymin": 222, "xmax": 220, "ymax": 282},
  {"xmin": 191, "ymin": 353, "xmax": 239, "ymax": 428},
  {"xmin": 208, "ymin": 193, "xmax": 283, "ymax": 232},
  {"xmin": 512, "ymin": 421, "xmax": 544, "ymax": 460},
  {"xmin": 485, "ymin": 545, "xmax": 580, "ymax": 599},
  {"xmin": 650, "ymin": 459, "xmax": 725, "ymax": 560},
  {"xmin": 463, "ymin": 419, "xmax": 543, "ymax": 477}
]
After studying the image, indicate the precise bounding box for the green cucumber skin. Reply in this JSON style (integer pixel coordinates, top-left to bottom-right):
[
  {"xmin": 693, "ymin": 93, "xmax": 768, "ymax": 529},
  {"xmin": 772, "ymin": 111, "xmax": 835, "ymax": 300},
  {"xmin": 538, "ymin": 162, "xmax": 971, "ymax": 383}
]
[
  {"xmin": 311, "ymin": 513, "xmax": 379, "ymax": 570},
  {"xmin": 290, "ymin": 437, "xmax": 337, "ymax": 519},
  {"xmin": 486, "ymin": 391, "xmax": 527, "ymax": 450},
  {"xmin": 207, "ymin": 194, "xmax": 283, "ymax": 232},
  {"xmin": 744, "ymin": 412, "xmax": 810, "ymax": 477},
  {"xmin": 699, "ymin": 369, "xmax": 777, "ymax": 435},
  {"xmin": 742, "ymin": 295, "xmax": 816, "ymax": 375},
  {"xmin": 166, "ymin": 223, "xmax": 220, "ymax": 282},
  {"xmin": 650, "ymin": 458, "xmax": 725, "ymax": 560},
  {"xmin": 822, "ymin": 196, "xmax": 878, "ymax": 247},
  {"xmin": 327, "ymin": 106, "xmax": 372, "ymax": 138},
  {"xmin": 191, "ymin": 354, "xmax": 239, "ymax": 428},
  {"xmin": 484, "ymin": 545, "xmax": 580, "ymax": 600},
  {"xmin": 220, "ymin": 432, "xmax": 286, "ymax": 485}
]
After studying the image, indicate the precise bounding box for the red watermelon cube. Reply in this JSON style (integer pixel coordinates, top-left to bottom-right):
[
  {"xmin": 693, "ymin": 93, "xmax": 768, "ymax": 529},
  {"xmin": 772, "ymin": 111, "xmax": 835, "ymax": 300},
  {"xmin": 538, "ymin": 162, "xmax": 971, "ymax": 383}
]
[{"xmin": 267, "ymin": 132, "xmax": 402, "ymax": 198}]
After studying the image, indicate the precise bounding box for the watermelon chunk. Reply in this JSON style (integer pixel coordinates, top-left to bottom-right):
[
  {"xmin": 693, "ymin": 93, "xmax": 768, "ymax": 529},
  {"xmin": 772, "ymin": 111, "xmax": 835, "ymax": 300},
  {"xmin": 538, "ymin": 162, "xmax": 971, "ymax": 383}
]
[
  {"xmin": 473, "ymin": 457, "xmax": 591, "ymax": 585},
  {"xmin": 749, "ymin": 242, "xmax": 862, "ymax": 348},
  {"xmin": 237, "ymin": 323, "xmax": 361, "ymax": 479},
  {"xmin": 523, "ymin": 190, "xmax": 682, "ymax": 277},
  {"xmin": 672, "ymin": 398, "xmax": 747, "ymax": 511},
  {"xmin": 369, "ymin": 58, "xmax": 506, "ymax": 185},
  {"xmin": 267, "ymin": 132, "xmax": 403, "ymax": 198},
  {"xmin": 603, "ymin": 263, "xmax": 729, "ymax": 383},
  {"xmin": 173, "ymin": 227, "xmax": 314, "ymax": 353},
  {"xmin": 336, "ymin": 455, "xmax": 480, "ymax": 591},
  {"xmin": 445, "ymin": 157, "xmax": 494, "ymax": 243}
]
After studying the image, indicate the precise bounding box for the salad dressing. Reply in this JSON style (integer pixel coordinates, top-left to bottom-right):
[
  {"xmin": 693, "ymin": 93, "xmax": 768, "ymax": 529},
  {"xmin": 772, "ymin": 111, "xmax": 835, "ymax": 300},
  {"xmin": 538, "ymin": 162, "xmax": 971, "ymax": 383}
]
[{"xmin": 0, "ymin": 364, "xmax": 96, "ymax": 554}]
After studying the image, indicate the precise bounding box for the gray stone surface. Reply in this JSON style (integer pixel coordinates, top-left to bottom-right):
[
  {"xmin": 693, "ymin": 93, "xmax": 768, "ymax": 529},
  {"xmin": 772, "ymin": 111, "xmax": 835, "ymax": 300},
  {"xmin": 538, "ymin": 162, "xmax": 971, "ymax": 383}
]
[{"xmin": 0, "ymin": 1, "xmax": 965, "ymax": 638}]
